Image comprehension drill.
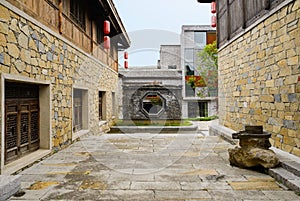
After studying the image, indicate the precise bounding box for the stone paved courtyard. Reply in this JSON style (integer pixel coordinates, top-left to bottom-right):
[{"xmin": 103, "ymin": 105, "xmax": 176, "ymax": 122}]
[{"xmin": 10, "ymin": 129, "xmax": 299, "ymax": 200}]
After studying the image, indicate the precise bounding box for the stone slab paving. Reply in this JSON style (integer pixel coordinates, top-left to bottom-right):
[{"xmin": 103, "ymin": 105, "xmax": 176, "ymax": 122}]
[{"xmin": 9, "ymin": 131, "xmax": 299, "ymax": 201}]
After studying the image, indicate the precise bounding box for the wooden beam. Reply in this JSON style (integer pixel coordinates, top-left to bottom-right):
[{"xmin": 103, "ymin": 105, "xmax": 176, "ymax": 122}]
[{"xmin": 58, "ymin": 0, "xmax": 63, "ymax": 34}]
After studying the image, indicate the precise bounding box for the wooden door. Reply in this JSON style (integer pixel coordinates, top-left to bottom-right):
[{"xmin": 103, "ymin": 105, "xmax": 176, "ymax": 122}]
[{"xmin": 5, "ymin": 82, "xmax": 39, "ymax": 164}]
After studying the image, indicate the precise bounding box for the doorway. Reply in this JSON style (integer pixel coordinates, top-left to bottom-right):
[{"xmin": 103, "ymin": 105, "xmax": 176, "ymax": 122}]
[{"xmin": 5, "ymin": 82, "xmax": 40, "ymax": 164}]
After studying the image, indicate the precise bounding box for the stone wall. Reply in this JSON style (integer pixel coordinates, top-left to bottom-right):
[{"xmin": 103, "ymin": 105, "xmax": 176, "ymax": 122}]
[
  {"xmin": 123, "ymin": 85, "xmax": 182, "ymax": 120},
  {"xmin": 218, "ymin": 0, "xmax": 300, "ymax": 156},
  {"xmin": 0, "ymin": 2, "xmax": 118, "ymax": 158},
  {"xmin": 159, "ymin": 45, "xmax": 181, "ymax": 70}
]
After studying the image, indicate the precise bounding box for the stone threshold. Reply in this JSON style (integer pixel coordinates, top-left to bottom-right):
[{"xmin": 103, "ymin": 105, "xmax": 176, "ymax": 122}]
[
  {"xmin": 0, "ymin": 175, "xmax": 20, "ymax": 201},
  {"xmin": 3, "ymin": 149, "xmax": 51, "ymax": 175}
]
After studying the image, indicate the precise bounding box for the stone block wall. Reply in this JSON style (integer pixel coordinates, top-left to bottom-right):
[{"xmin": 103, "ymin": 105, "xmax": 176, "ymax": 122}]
[
  {"xmin": 123, "ymin": 85, "xmax": 182, "ymax": 120},
  {"xmin": 159, "ymin": 45, "xmax": 181, "ymax": 70},
  {"xmin": 0, "ymin": 2, "xmax": 118, "ymax": 155},
  {"xmin": 218, "ymin": 0, "xmax": 300, "ymax": 156}
]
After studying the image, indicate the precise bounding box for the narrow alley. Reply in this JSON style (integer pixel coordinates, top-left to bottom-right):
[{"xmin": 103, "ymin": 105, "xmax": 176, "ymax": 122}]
[{"xmin": 9, "ymin": 125, "xmax": 299, "ymax": 200}]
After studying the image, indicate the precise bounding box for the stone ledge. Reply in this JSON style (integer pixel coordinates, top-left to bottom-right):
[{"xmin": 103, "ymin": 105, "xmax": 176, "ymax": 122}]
[
  {"xmin": 268, "ymin": 167, "xmax": 300, "ymax": 193},
  {"xmin": 0, "ymin": 175, "xmax": 20, "ymax": 201},
  {"xmin": 72, "ymin": 130, "xmax": 90, "ymax": 141},
  {"xmin": 109, "ymin": 124, "xmax": 198, "ymax": 134},
  {"xmin": 209, "ymin": 122, "xmax": 238, "ymax": 145}
]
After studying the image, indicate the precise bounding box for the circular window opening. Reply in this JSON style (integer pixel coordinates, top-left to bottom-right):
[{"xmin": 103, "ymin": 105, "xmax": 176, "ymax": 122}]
[{"xmin": 142, "ymin": 93, "xmax": 165, "ymax": 116}]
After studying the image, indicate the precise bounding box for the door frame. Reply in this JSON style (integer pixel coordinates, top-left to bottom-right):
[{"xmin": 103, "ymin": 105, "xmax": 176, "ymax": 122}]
[{"xmin": 1, "ymin": 74, "xmax": 51, "ymax": 174}]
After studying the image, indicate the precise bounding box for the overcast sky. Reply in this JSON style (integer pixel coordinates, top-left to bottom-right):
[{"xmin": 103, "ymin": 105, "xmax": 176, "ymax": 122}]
[{"xmin": 113, "ymin": 0, "xmax": 211, "ymax": 67}]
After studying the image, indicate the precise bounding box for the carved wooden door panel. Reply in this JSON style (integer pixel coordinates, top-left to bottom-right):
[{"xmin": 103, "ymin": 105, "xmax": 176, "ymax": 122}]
[{"xmin": 5, "ymin": 82, "xmax": 39, "ymax": 164}]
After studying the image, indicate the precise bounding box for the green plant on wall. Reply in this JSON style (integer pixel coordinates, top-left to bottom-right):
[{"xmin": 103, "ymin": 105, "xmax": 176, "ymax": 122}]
[
  {"xmin": 186, "ymin": 76, "xmax": 206, "ymax": 90},
  {"xmin": 187, "ymin": 76, "xmax": 197, "ymax": 89}
]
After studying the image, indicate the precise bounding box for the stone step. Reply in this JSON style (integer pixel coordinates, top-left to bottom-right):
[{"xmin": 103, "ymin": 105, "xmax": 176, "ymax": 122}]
[
  {"xmin": 0, "ymin": 175, "xmax": 21, "ymax": 201},
  {"xmin": 281, "ymin": 161, "xmax": 300, "ymax": 177},
  {"xmin": 268, "ymin": 167, "xmax": 300, "ymax": 193}
]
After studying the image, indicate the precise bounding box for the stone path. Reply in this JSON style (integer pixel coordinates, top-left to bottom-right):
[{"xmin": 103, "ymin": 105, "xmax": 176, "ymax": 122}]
[{"xmin": 10, "ymin": 131, "xmax": 299, "ymax": 200}]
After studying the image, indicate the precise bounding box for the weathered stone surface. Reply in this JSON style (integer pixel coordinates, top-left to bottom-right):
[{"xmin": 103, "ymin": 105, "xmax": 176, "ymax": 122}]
[
  {"xmin": 217, "ymin": 0, "xmax": 300, "ymax": 157},
  {"xmin": 14, "ymin": 60, "xmax": 25, "ymax": 72},
  {"xmin": 18, "ymin": 32, "xmax": 28, "ymax": 49},
  {"xmin": 7, "ymin": 43, "xmax": 19, "ymax": 58},
  {"xmin": 121, "ymin": 70, "xmax": 182, "ymax": 120},
  {"xmin": 0, "ymin": 33, "xmax": 6, "ymax": 46},
  {"xmin": 0, "ymin": 52, "xmax": 4, "ymax": 64},
  {"xmin": 0, "ymin": 175, "xmax": 21, "ymax": 201},
  {"xmin": 0, "ymin": 4, "xmax": 10, "ymax": 22},
  {"xmin": 229, "ymin": 146, "xmax": 279, "ymax": 168},
  {"xmin": 228, "ymin": 180, "xmax": 281, "ymax": 190}
]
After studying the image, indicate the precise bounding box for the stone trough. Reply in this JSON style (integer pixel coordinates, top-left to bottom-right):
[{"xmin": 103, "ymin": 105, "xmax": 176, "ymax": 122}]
[{"xmin": 228, "ymin": 125, "xmax": 280, "ymax": 169}]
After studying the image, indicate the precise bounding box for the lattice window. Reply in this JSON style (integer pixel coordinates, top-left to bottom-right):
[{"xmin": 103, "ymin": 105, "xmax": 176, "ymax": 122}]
[{"xmin": 70, "ymin": 0, "xmax": 86, "ymax": 30}]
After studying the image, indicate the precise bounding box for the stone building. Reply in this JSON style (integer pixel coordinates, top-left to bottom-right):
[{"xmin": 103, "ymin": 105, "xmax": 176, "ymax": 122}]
[
  {"xmin": 198, "ymin": 0, "xmax": 300, "ymax": 156},
  {"xmin": 0, "ymin": 0, "xmax": 130, "ymax": 174},
  {"xmin": 180, "ymin": 25, "xmax": 217, "ymax": 118},
  {"xmin": 158, "ymin": 25, "xmax": 217, "ymax": 118},
  {"xmin": 119, "ymin": 67, "xmax": 182, "ymax": 120}
]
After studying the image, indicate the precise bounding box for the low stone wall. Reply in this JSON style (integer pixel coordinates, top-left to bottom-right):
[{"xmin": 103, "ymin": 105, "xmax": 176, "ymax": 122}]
[{"xmin": 218, "ymin": 0, "xmax": 300, "ymax": 156}]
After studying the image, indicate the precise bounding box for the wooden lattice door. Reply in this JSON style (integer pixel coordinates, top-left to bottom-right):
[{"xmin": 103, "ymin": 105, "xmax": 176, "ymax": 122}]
[{"xmin": 5, "ymin": 82, "xmax": 40, "ymax": 164}]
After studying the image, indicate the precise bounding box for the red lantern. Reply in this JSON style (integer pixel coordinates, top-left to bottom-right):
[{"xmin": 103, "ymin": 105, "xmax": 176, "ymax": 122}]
[
  {"xmin": 104, "ymin": 20, "xmax": 110, "ymax": 35},
  {"xmin": 104, "ymin": 36, "xmax": 110, "ymax": 49},
  {"xmin": 211, "ymin": 2, "xmax": 216, "ymax": 14},
  {"xmin": 124, "ymin": 60, "xmax": 128, "ymax": 69},
  {"xmin": 211, "ymin": 15, "xmax": 216, "ymax": 28},
  {"xmin": 124, "ymin": 51, "xmax": 128, "ymax": 59}
]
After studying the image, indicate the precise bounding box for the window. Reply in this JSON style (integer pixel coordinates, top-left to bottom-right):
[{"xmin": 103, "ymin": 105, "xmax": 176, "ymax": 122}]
[
  {"xmin": 194, "ymin": 32, "xmax": 206, "ymax": 48},
  {"xmin": 184, "ymin": 48, "xmax": 194, "ymax": 62},
  {"xmin": 99, "ymin": 91, "xmax": 105, "ymax": 120},
  {"xmin": 73, "ymin": 88, "xmax": 88, "ymax": 132},
  {"xmin": 112, "ymin": 92, "xmax": 116, "ymax": 117},
  {"xmin": 206, "ymin": 32, "xmax": 216, "ymax": 44},
  {"xmin": 96, "ymin": 23, "xmax": 103, "ymax": 44},
  {"xmin": 70, "ymin": 0, "xmax": 86, "ymax": 30},
  {"xmin": 73, "ymin": 89, "xmax": 83, "ymax": 132},
  {"xmin": 168, "ymin": 65, "xmax": 177, "ymax": 69},
  {"xmin": 185, "ymin": 64, "xmax": 194, "ymax": 76}
]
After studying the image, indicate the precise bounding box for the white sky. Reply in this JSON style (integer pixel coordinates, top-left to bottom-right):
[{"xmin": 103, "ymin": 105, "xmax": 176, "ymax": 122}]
[{"xmin": 113, "ymin": 0, "xmax": 211, "ymax": 67}]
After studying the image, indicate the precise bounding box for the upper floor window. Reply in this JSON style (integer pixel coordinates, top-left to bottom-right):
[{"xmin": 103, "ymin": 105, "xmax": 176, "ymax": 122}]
[
  {"xmin": 70, "ymin": 0, "xmax": 86, "ymax": 30},
  {"xmin": 96, "ymin": 24, "xmax": 103, "ymax": 44},
  {"xmin": 194, "ymin": 32, "xmax": 206, "ymax": 48}
]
